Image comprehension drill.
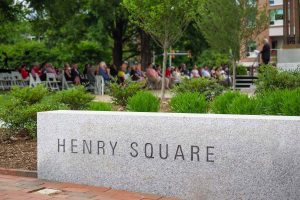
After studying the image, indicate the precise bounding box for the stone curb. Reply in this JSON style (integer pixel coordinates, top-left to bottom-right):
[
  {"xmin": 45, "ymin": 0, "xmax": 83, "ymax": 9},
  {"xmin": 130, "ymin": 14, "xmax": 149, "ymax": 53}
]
[{"xmin": 0, "ymin": 168, "xmax": 37, "ymax": 178}]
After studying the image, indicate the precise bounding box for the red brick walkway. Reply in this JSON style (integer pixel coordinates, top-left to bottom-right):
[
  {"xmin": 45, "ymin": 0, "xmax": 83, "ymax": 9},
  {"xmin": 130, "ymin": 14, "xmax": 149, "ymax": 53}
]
[{"xmin": 0, "ymin": 175, "xmax": 178, "ymax": 200}]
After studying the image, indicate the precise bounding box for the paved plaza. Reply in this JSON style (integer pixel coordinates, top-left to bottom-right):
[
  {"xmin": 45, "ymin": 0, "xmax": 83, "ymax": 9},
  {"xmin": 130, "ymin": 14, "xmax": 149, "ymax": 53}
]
[{"xmin": 0, "ymin": 175, "xmax": 178, "ymax": 200}]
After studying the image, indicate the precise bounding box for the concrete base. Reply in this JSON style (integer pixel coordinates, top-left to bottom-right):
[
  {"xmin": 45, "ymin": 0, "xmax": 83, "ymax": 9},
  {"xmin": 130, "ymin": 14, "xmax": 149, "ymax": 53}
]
[{"xmin": 277, "ymin": 49, "xmax": 300, "ymax": 70}]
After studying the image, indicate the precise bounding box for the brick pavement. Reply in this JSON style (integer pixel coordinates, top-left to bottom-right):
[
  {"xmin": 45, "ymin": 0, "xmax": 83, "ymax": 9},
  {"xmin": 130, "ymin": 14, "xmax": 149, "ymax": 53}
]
[{"xmin": 0, "ymin": 175, "xmax": 179, "ymax": 200}]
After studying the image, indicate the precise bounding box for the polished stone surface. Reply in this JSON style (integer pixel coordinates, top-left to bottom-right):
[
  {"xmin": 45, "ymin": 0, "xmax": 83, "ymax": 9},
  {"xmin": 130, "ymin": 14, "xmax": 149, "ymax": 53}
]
[{"xmin": 38, "ymin": 111, "xmax": 300, "ymax": 200}]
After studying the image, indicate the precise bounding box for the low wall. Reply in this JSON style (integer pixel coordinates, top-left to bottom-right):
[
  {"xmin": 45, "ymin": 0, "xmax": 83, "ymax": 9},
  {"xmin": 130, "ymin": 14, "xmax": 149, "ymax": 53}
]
[
  {"xmin": 37, "ymin": 111, "xmax": 300, "ymax": 200},
  {"xmin": 277, "ymin": 49, "xmax": 300, "ymax": 70}
]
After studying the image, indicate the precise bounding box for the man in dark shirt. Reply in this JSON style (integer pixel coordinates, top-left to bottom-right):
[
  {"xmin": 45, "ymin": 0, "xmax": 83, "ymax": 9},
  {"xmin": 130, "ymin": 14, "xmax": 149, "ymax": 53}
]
[{"xmin": 261, "ymin": 38, "xmax": 271, "ymax": 65}]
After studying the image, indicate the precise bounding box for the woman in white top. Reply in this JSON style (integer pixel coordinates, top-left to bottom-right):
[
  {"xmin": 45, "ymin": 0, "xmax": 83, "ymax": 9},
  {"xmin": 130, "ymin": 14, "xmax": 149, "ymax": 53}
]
[{"xmin": 172, "ymin": 67, "xmax": 182, "ymax": 84}]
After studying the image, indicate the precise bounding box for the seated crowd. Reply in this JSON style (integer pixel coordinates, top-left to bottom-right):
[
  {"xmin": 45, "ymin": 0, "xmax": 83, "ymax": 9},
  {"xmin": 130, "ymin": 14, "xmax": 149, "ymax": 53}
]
[
  {"xmin": 145, "ymin": 63, "xmax": 231, "ymax": 89},
  {"xmin": 14, "ymin": 61, "xmax": 231, "ymax": 89}
]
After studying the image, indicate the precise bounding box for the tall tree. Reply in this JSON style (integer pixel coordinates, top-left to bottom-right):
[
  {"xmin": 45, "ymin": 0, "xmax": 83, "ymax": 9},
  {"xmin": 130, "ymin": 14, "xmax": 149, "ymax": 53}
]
[
  {"xmin": 0, "ymin": 0, "xmax": 22, "ymax": 23},
  {"xmin": 195, "ymin": 0, "xmax": 268, "ymax": 89},
  {"xmin": 139, "ymin": 29, "xmax": 152, "ymax": 70},
  {"xmin": 90, "ymin": 0, "xmax": 136, "ymax": 67},
  {"xmin": 123, "ymin": 0, "xmax": 199, "ymax": 99},
  {"xmin": 0, "ymin": 0, "xmax": 26, "ymax": 44},
  {"xmin": 173, "ymin": 23, "xmax": 209, "ymax": 66},
  {"xmin": 26, "ymin": 0, "xmax": 112, "ymax": 63}
]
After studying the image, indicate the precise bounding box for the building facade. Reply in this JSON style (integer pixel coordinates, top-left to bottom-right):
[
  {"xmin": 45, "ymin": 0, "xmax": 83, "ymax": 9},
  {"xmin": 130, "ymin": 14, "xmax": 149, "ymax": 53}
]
[
  {"xmin": 240, "ymin": 0, "xmax": 284, "ymax": 66},
  {"xmin": 283, "ymin": 0, "xmax": 300, "ymax": 47}
]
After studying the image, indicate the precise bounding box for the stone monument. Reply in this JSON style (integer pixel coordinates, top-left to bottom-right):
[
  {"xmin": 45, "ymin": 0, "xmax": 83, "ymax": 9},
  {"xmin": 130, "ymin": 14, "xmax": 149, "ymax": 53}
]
[{"xmin": 38, "ymin": 111, "xmax": 300, "ymax": 200}]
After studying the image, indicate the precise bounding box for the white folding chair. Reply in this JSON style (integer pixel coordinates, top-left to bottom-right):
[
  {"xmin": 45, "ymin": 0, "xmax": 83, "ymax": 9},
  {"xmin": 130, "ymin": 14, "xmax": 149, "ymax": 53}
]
[
  {"xmin": 29, "ymin": 74, "xmax": 35, "ymax": 87},
  {"xmin": 61, "ymin": 72, "xmax": 74, "ymax": 90},
  {"xmin": 36, "ymin": 74, "xmax": 45, "ymax": 86},
  {"xmin": 2, "ymin": 73, "xmax": 12, "ymax": 89},
  {"xmin": 11, "ymin": 71, "xmax": 27, "ymax": 87},
  {"xmin": 30, "ymin": 74, "xmax": 46, "ymax": 88},
  {"xmin": 0, "ymin": 73, "xmax": 5, "ymax": 90},
  {"xmin": 46, "ymin": 73, "xmax": 60, "ymax": 90},
  {"xmin": 94, "ymin": 75, "xmax": 105, "ymax": 95}
]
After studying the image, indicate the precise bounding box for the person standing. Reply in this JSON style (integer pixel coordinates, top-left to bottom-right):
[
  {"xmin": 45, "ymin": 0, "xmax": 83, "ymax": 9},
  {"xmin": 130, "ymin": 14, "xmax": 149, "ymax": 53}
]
[{"xmin": 261, "ymin": 38, "xmax": 271, "ymax": 65}]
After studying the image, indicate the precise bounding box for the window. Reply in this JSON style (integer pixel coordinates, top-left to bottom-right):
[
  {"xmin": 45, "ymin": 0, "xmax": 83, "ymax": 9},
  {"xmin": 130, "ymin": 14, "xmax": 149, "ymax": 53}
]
[
  {"xmin": 270, "ymin": 9, "xmax": 284, "ymax": 26},
  {"xmin": 247, "ymin": 41, "xmax": 257, "ymax": 53},
  {"xmin": 269, "ymin": 0, "xmax": 283, "ymax": 6}
]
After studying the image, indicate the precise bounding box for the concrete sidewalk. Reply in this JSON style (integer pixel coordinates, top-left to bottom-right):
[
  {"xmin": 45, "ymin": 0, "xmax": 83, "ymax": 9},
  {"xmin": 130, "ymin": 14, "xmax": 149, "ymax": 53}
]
[{"xmin": 0, "ymin": 174, "xmax": 178, "ymax": 200}]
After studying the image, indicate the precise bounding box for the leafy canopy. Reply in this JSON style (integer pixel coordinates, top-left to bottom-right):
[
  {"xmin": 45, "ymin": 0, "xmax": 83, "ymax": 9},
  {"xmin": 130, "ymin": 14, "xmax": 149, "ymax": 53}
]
[
  {"xmin": 195, "ymin": 0, "xmax": 268, "ymax": 59},
  {"xmin": 123, "ymin": 0, "xmax": 200, "ymax": 48}
]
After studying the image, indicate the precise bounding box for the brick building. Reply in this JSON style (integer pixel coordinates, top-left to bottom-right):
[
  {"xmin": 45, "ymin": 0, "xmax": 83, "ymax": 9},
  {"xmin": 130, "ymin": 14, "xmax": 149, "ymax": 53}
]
[{"xmin": 240, "ymin": 0, "xmax": 284, "ymax": 66}]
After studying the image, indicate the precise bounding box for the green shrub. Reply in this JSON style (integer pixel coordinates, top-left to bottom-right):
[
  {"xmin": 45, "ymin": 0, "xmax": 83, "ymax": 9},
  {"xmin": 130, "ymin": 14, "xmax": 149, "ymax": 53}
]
[
  {"xmin": 210, "ymin": 88, "xmax": 300, "ymax": 116},
  {"xmin": 256, "ymin": 90, "xmax": 285, "ymax": 115},
  {"xmin": 227, "ymin": 94, "xmax": 262, "ymax": 115},
  {"xmin": 281, "ymin": 88, "xmax": 300, "ymax": 116},
  {"xmin": 256, "ymin": 65, "xmax": 300, "ymax": 92},
  {"xmin": 172, "ymin": 78, "xmax": 224, "ymax": 101},
  {"xmin": 256, "ymin": 88, "xmax": 300, "ymax": 116},
  {"xmin": 0, "ymin": 94, "xmax": 12, "ymax": 110},
  {"xmin": 109, "ymin": 81, "xmax": 144, "ymax": 106},
  {"xmin": 0, "ymin": 85, "xmax": 97, "ymax": 138},
  {"xmin": 54, "ymin": 86, "xmax": 94, "ymax": 110},
  {"xmin": 1, "ymin": 101, "xmax": 67, "ymax": 138},
  {"xmin": 88, "ymin": 102, "xmax": 112, "ymax": 111},
  {"xmin": 0, "ymin": 86, "xmax": 67, "ymax": 138},
  {"xmin": 10, "ymin": 85, "xmax": 48, "ymax": 105},
  {"xmin": 126, "ymin": 91, "xmax": 160, "ymax": 112},
  {"xmin": 170, "ymin": 92, "xmax": 207, "ymax": 113},
  {"xmin": 211, "ymin": 91, "xmax": 244, "ymax": 114},
  {"xmin": 230, "ymin": 65, "xmax": 248, "ymax": 75}
]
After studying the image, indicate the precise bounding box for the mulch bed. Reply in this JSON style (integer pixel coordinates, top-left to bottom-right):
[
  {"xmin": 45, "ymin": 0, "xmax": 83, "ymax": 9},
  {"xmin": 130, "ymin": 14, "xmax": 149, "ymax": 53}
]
[
  {"xmin": 0, "ymin": 129, "xmax": 37, "ymax": 171},
  {"xmin": 160, "ymin": 100, "xmax": 171, "ymax": 112}
]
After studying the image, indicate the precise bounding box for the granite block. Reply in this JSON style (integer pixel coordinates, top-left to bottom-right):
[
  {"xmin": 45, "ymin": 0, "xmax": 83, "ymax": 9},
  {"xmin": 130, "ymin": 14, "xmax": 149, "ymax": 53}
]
[{"xmin": 37, "ymin": 111, "xmax": 300, "ymax": 200}]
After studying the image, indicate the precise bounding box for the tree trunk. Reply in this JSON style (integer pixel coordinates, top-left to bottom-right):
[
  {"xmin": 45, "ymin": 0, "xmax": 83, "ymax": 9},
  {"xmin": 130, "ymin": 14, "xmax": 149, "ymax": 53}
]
[
  {"xmin": 113, "ymin": 34, "xmax": 123, "ymax": 68},
  {"xmin": 161, "ymin": 47, "xmax": 168, "ymax": 100},
  {"xmin": 140, "ymin": 30, "xmax": 152, "ymax": 70},
  {"xmin": 112, "ymin": 18, "xmax": 126, "ymax": 68}
]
